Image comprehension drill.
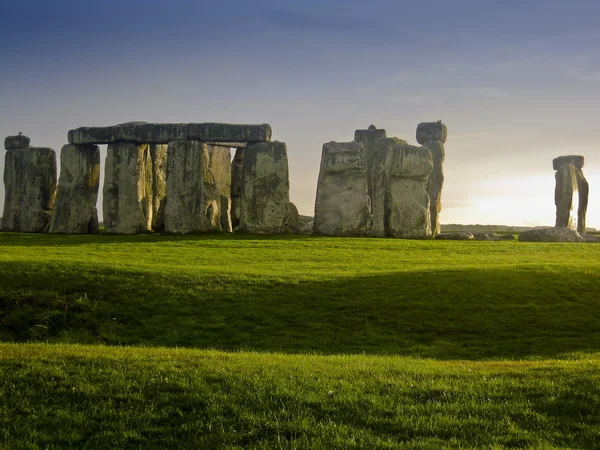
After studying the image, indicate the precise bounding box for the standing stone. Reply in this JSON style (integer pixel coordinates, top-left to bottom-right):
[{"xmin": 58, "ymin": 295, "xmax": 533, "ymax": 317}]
[
  {"xmin": 149, "ymin": 144, "xmax": 168, "ymax": 232},
  {"xmin": 2, "ymin": 143, "xmax": 57, "ymax": 232},
  {"xmin": 240, "ymin": 141, "xmax": 290, "ymax": 234},
  {"xmin": 208, "ymin": 145, "xmax": 232, "ymax": 232},
  {"xmin": 354, "ymin": 125, "xmax": 387, "ymax": 208},
  {"xmin": 287, "ymin": 202, "xmax": 301, "ymax": 234},
  {"xmin": 164, "ymin": 140, "xmax": 221, "ymax": 234},
  {"xmin": 576, "ymin": 170, "xmax": 589, "ymax": 232},
  {"xmin": 554, "ymin": 155, "xmax": 588, "ymax": 232},
  {"xmin": 49, "ymin": 144, "xmax": 100, "ymax": 234},
  {"xmin": 416, "ymin": 121, "xmax": 447, "ymax": 237},
  {"xmin": 313, "ymin": 141, "xmax": 371, "ymax": 236},
  {"xmin": 103, "ymin": 142, "xmax": 153, "ymax": 234},
  {"xmin": 230, "ymin": 148, "xmax": 245, "ymax": 230},
  {"xmin": 370, "ymin": 137, "xmax": 407, "ymax": 237},
  {"xmin": 385, "ymin": 144, "xmax": 433, "ymax": 239}
]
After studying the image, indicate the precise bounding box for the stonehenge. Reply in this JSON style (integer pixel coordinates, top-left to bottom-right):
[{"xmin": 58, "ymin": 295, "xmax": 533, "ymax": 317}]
[
  {"xmin": 313, "ymin": 124, "xmax": 440, "ymax": 239},
  {"xmin": 149, "ymin": 144, "xmax": 168, "ymax": 232},
  {"xmin": 384, "ymin": 143, "xmax": 433, "ymax": 239},
  {"xmin": 4, "ymin": 119, "xmax": 597, "ymax": 241},
  {"xmin": 239, "ymin": 142, "xmax": 291, "ymax": 234},
  {"xmin": 164, "ymin": 141, "xmax": 221, "ymax": 234},
  {"xmin": 314, "ymin": 141, "xmax": 372, "ymax": 236},
  {"xmin": 2, "ymin": 122, "xmax": 288, "ymax": 236},
  {"xmin": 416, "ymin": 121, "xmax": 447, "ymax": 237},
  {"xmin": 553, "ymin": 155, "xmax": 588, "ymax": 233},
  {"xmin": 103, "ymin": 142, "xmax": 153, "ymax": 234},
  {"xmin": 50, "ymin": 144, "xmax": 101, "ymax": 234},
  {"xmin": 2, "ymin": 135, "xmax": 57, "ymax": 232}
]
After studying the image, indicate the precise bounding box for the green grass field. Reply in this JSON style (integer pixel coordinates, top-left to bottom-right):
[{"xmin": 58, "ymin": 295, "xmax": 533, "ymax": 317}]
[{"xmin": 1, "ymin": 233, "xmax": 600, "ymax": 448}]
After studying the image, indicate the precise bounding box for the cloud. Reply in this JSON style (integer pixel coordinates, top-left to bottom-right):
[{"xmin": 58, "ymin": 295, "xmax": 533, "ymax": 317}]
[
  {"xmin": 266, "ymin": 7, "xmax": 371, "ymax": 33},
  {"xmin": 566, "ymin": 68, "xmax": 600, "ymax": 82}
]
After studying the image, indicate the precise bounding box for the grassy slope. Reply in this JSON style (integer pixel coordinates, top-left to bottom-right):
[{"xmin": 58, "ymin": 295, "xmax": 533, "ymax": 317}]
[
  {"xmin": 2, "ymin": 233, "xmax": 600, "ymax": 448},
  {"xmin": 1, "ymin": 233, "xmax": 600, "ymax": 359},
  {"xmin": 2, "ymin": 344, "xmax": 600, "ymax": 449}
]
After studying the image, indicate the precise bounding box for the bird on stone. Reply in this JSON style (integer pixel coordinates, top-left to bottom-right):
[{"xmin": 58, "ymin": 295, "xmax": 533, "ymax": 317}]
[
  {"xmin": 18, "ymin": 132, "xmax": 22, "ymax": 136},
  {"xmin": 437, "ymin": 120, "xmax": 441, "ymax": 124}
]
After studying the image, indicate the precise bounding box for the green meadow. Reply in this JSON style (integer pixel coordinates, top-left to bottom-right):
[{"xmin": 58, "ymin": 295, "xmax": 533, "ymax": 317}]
[{"xmin": 1, "ymin": 233, "xmax": 600, "ymax": 448}]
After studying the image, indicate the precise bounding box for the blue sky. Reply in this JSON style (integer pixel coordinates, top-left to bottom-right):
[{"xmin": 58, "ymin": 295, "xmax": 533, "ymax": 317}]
[{"xmin": 1, "ymin": 0, "xmax": 599, "ymax": 226}]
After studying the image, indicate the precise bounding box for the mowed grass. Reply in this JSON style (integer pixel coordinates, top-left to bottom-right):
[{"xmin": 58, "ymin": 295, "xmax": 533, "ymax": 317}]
[
  {"xmin": 2, "ymin": 233, "xmax": 600, "ymax": 448},
  {"xmin": 2, "ymin": 343, "xmax": 600, "ymax": 449},
  {"xmin": 1, "ymin": 232, "xmax": 600, "ymax": 359}
]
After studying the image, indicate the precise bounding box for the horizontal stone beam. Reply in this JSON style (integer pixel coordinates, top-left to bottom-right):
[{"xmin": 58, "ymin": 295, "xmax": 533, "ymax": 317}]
[
  {"xmin": 68, "ymin": 122, "xmax": 272, "ymax": 146},
  {"xmin": 553, "ymin": 155, "xmax": 584, "ymax": 170}
]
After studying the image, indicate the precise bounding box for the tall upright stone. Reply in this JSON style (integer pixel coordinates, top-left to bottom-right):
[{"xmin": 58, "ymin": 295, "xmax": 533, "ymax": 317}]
[
  {"xmin": 240, "ymin": 141, "xmax": 290, "ymax": 234},
  {"xmin": 164, "ymin": 140, "xmax": 221, "ymax": 234},
  {"xmin": 354, "ymin": 125, "xmax": 387, "ymax": 206},
  {"xmin": 553, "ymin": 155, "xmax": 588, "ymax": 232},
  {"xmin": 313, "ymin": 141, "xmax": 372, "ymax": 236},
  {"xmin": 103, "ymin": 142, "xmax": 152, "ymax": 234},
  {"xmin": 230, "ymin": 148, "xmax": 245, "ymax": 230},
  {"xmin": 370, "ymin": 137, "xmax": 407, "ymax": 237},
  {"xmin": 149, "ymin": 144, "xmax": 168, "ymax": 232},
  {"xmin": 385, "ymin": 143, "xmax": 433, "ymax": 239},
  {"xmin": 2, "ymin": 136, "xmax": 57, "ymax": 232},
  {"xmin": 208, "ymin": 145, "xmax": 232, "ymax": 232},
  {"xmin": 49, "ymin": 144, "xmax": 100, "ymax": 234},
  {"xmin": 416, "ymin": 121, "xmax": 447, "ymax": 237}
]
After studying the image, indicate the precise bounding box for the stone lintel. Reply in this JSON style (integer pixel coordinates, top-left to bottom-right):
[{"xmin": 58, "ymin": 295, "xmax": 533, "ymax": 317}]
[
  {"xmin": 416, "ymin": 122, "xmax": 447, "ymax": 145},
  {"xmin": 553, "ymin": 155, "xmax": 584, "ymax": 171},
  {"xmin": 68, "ymin": 123, "xmax": 271, "ymax": 145},
  {"xmin": 4, "ymin": 134, "xmax": 31, "ymax": 150}
]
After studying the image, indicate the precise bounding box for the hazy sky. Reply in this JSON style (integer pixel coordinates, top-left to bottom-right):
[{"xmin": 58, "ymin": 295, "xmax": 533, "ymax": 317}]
[{"xmin": 1, "ymin": 0, "xmax": 599, "ymax": 227}]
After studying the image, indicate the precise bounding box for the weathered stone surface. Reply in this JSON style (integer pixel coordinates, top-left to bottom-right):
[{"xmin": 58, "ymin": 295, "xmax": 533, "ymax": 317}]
[
  {"xmin": 384, "ymin": 144, "xmax": 432, "ymax": 239},
  {"xmin": 471, "ymin": 232, "xmax": 499, "ymax": 241},
  {"xmin": 49, "ymin": 144, "xmax": 100, "ymax": 234},
  {"xmin": 68, "ymin": 123, "xmax": 271, "ymax": 145},
  {"xmin": 2, "ymin": 147, "xmax": 57, "ymax": 232},
  {"xmin": 553, "ymin": 155, "xmax": 584, "ymax": 170},
  {"xmin": 4, "ymin": 134, "xmax": 30, "ymax": 150},
  {"xmin": 554, "ymin": 164, "xmax": 588, "ymax": 232},
  {"xmin": 220, "ymin": 196, "xmax": 232, "ymax": 232},
  {"xmin": 416, "ymin": 121, "xmax": 447, "ymax": 145},
  {"xmin": 164, "ymin": 140, "xmax": 221, "ymax": 234},
  {"xmin": 287, "ymin": 202, "xmax": 300, "ymax": 234},
  {"xmin": 240, "ymin": 141, "xmax": 290, "ymax": 234},
  {"xmin": 298, "ymin": 215, "xmax": 314, "ymax": 235},
  {"xmin": 371, "ymin": 138, "xmax": 407, "ymax": 237},
  {"xmin": 435, "ymin": 232, "xmax": 474, "ymax": 240},
  {"xmin": 354, "ymin": 125, "xmax": 387, "ymax": 202},
  {"xmin": 208, "ymin": 145, "xmax": 232, "ymax": 232},
  {"xmin": 422, "ymin": 140, "xmax": 445, "ymax": 237},
  {"xmin": 230, "ymin": 148, "xmax": 245, "ymax": 230},
  {"xmin": 103, "ymin": 142, "xmax": 153, "ymax": 234},
  {"xmin": 118, "ymin": 122, "xmax": 187, "ymax": 144},
  {"xmin": 581, "ymin": 233, "xmax": 600, "ymax": 243},
  {"xmin": 313, "ymin": 141, "xmax": 371, "ymax": 236},
  {"xmin": 518, "ymin": 227, "xmax": 584, "ymax": 242},
  {"xmin": 187, "ymin": 123, "xmax": 271, "ymax": 144},
  {"xmin": 575, "ymin": 169, "xmax": 589, "ymax": 233},
  {"xmin": 149, "ymin": 144, "xmax": 168, "ymax": 232}
]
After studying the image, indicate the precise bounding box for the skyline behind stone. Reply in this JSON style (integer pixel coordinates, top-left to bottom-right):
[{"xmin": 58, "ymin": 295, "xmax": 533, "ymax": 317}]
[{"xmin": 1, "ymin": 0, "xmax": 599, "ymax": 227}]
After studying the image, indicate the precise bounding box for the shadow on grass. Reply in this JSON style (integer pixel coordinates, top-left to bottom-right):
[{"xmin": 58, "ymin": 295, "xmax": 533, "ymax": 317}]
[{"xmin": 1, "ymin": 260, "xmax": 600, "ymax": 359}]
